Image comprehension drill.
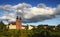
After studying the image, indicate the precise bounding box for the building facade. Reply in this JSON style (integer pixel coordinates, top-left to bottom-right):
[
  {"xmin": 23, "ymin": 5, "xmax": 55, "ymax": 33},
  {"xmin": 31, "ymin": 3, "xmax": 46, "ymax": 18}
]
[
  {"xmin": 16, "ymin": 16, "xmax": 22, "ymax": 30},
  {"xmin": 6, "ymin": 16, "xmax": 34, "ymax": 30}
]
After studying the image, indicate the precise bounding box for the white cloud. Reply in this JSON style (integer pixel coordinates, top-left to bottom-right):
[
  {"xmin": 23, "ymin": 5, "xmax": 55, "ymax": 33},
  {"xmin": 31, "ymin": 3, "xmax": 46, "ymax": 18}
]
[
  {"xmin": 55, "ymin": 4, "xmax": 60, "ymax": 15},
  {"xmin": 0, "ymin": 13, "xmax": 16, "ymax": 22},
  {"xmin": 12, "ymin": 3, "xmax": 32, "ymax": 10},
  {"xmin": 0, "ymin": 4, "xmax": 12, "ymax": 12},
  {"xmin": 0, "ymin": 3, "xmax": 60, "ymax": 23},
  {"xmin": 23, "ymin": 7, "xmax": 55, "ymax": 19},
  {"xmin": 37, "ymin": 3, "xmax": 46, "ymax": 8}
]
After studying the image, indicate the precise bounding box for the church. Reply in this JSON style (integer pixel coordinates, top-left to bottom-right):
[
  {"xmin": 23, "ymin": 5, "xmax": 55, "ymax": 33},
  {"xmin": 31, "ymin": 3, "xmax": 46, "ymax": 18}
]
[{"xmin": 6, "ymin": 16, "xmax": 34, "ymax": 30}]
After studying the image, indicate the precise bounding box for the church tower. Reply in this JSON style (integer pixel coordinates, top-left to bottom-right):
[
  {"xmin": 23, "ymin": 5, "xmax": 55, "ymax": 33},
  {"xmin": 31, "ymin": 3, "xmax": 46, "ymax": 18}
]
[{"xmin": 16, "ymin": 16, "xmax": 22, "ymax": 30}]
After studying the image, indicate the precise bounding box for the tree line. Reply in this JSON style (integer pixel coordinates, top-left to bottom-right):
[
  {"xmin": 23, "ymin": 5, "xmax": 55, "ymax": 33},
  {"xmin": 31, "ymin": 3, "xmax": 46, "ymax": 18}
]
[{"xmin": 0, "ymin": 21, "xmax": 60, "ymax": 37}]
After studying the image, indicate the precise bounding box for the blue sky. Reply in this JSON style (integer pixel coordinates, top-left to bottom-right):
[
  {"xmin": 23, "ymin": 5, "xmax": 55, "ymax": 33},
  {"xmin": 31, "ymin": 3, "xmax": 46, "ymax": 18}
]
[
  {"xmin": 0, "ymin": 0, "xmax": 60, "ymax": 26},
  {"xmin": 0, "ymin": 0, "xmax": 60, "ymax": 7}
]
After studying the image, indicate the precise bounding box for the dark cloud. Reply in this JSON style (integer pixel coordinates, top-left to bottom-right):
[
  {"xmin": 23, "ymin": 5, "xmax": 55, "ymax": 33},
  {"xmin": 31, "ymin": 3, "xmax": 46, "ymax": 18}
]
[{"xmin": 22, "ymin": 15, "xmax": 55, "ymax": 23}]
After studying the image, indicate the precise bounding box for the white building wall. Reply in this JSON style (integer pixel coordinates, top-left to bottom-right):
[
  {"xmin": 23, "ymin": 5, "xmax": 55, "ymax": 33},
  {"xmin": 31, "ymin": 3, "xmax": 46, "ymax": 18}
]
[
  {"xmin": 22, "ymin": 27, "xmax": 25, "ymax": 29},
  {"xmin": 6, "ymin": 24, "xmax": 26, "ymax": 29},
  {"xmin": 28, "ymin": 25, "xmax": 33, "ymax": 30},
  {"xmin": 9, "ymin": 24, "xmax": 16, "ymax": 29},
  {"xmin": 6, "ymin": 24, "xmax": 34, "ymax": 30}
]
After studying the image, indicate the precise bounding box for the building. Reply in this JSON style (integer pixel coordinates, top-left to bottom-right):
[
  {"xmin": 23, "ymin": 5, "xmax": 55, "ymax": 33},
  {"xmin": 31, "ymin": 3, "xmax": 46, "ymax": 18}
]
[
  {"xmin": 6, "ymin": 16, "xmax": 25, "ymax": 30},
  {"xmin": 6, "ymin": 16, "xmax": 34, "ymax": 30},
  {"xmin": 43, "ymin": 25, "xmax": 48, "ymax": 29},
  {"xmin": 16, "ymin": 16, "xmax": 22, "ymax": 30}
]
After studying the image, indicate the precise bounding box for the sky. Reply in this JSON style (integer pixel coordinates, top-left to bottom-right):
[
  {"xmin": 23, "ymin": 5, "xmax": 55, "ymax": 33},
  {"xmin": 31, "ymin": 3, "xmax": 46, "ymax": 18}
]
[
  {"xmin": 0, "ymin": 0, "xmax": 60, "ymax": 26},
  {"xmin": 0, "ymin": 0, "xmax": 60, "ymax": 7}
]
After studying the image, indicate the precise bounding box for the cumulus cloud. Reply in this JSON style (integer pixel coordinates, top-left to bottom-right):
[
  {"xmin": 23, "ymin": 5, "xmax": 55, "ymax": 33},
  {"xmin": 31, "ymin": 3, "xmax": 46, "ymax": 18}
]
[
  {"xmin": 0, "ymin": 3, "xmax": 60, "ymax": 23},
  {"xmin": 55, "ymin": 4, "xmax": 60, "ymax": 15},
  {"xmin": 0, "ymin": 13, "xmax": 16, "ymax": 22},
  {"xmin": 0, "ymin": 4, "xmax": 12, "ymax": 12},
  {"xmin": 12, "ymin": 3, "xmax": 32, "ymax": 10},
  {"xmin": 37, "ymin": 3, "xmax": 46, "ymax": 8}
]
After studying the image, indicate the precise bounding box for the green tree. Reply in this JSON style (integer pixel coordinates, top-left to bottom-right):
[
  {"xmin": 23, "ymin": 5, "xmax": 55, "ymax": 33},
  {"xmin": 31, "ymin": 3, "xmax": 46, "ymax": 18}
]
[
  {"xmin": 0, "ymin": 21, "xmax": 6, "ymax": 31},
  {"xmin": 57, "ymin": 24, "xmax": 60, "ymax": 28},
  {"xmin": 0, "ymin": 21, "xmax": 7, "ymax": 37}
]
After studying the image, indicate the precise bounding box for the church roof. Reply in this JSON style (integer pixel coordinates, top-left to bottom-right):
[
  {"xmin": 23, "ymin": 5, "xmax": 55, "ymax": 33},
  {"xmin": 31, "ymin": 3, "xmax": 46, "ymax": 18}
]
[{"xmin": 8, "ymin": 22, "xmax": 16, "ymax": 25}]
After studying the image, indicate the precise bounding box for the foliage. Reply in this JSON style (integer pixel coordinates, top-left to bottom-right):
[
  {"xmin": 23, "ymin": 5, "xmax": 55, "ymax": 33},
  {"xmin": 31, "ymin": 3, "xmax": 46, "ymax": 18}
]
[{"xmin": 0, "ymin": 22, "xmax": 60, "ymax": 37}]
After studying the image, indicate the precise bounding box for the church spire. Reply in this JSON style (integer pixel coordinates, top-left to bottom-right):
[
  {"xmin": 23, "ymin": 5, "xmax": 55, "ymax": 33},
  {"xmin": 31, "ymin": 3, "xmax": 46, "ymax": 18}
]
[{"xmin": 16, "ymin": 16, "xmax": 22, "ymax": 30}]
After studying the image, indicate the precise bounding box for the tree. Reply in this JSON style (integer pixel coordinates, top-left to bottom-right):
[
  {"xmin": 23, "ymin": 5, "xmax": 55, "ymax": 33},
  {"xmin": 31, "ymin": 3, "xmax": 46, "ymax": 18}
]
[
  {"xmin": 0, "ymin": 21, "xmax": 8, "ymax": 37},
  {"xmin": 37, "ymin": 25, "xmax": 44, "ymax": 29},
  {"xmin": 57, "ymin": 24, "xmax": 60, "ymax": 30},
  {"xmin": 57, "ymin": 24, "xmax": 60, "ymax": 28},
  {"xmin": 0, "ymin": 21, "xmax": 6, "ymax": 31}
]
